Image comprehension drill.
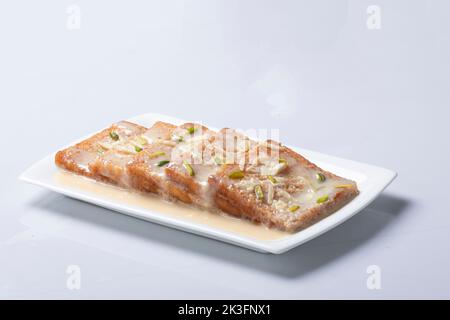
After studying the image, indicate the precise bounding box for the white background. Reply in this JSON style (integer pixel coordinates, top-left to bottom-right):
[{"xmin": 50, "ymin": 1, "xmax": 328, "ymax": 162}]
[{"xmin": 1, "ymin": 0, "xmax": 449, "ymax": 299}]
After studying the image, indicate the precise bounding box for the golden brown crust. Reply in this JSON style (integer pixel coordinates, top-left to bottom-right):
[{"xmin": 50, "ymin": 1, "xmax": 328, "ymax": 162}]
[
  {"xmin": 55, "ymin": 121, "xmax": 146, "ymax": 182},
  {"xmin": 126, "ymin": 123, "xmax": 202, "ymax": 205},
  {"xmin": 210, "ymin": 143, "xmax": 359, "ymax": 232},
  {"xmin": 126, "ymin": 164, "xmax": 160, "ymax": 193},
  {"xmin": 286, "ymin": 186, "xmax": 358, "ymax": 231},
  {"xmin": 126, "ymin": 140, "xmax": 174, "ymax": 192},
  {"xmin": 164, "ymin": 181, "xmax": 196, "ymax": 204},
  {"xmin": 212, "ymin": 176, "xmax": 358, "ymax": 232},
  {"xmin": 164, "ymin": 167, "xmax": 202, "ymax": 194},
  {"xmin": 55, "ymin": 120, "xmax": 359, "ymax": 233},
  {"xmin": 162, "ymin": 123, "xmax": 216, "ymax": 199},
  {"xmin": 55, "ymin": 149, "xmax": 92, "ymax": 178},
  {"xmin": 89, "ymin": 155, "xmax": 130, "ymax": 187}
]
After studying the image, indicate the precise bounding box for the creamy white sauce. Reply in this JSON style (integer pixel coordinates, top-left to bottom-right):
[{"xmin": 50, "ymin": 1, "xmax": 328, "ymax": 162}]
[
  {"xmin": 61, "ymin": 121, "xmax": 356, "ymax": 237},
  {"xmin": 72, "ymin": 149, "xmax": 97, "ymax": 171},
  {"xmin": 54, "ymin": 170, "xmax": 289, "ymax": 241}
]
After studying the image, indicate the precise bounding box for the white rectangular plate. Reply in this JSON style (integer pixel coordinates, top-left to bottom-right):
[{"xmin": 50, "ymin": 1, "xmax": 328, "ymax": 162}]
[{"xmin": 19, "ymin": 113, "xmax": 397, "ymax": 254}]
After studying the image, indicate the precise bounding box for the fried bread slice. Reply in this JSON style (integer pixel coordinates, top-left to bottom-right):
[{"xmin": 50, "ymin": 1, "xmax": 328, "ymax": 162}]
[
  {"xmin": 55, "ymin": 121, "xmax": 147, "ymax": 185},
  {"xmin": 125, "ymin": 121, "xmax": 203, "ymax": 204},
  {"xmin": 126, "ymin": 121, "xmax": 177, "ymax": 193},
  {"xmin": 209, "ymin": 141, "xmax": 359, "ymax": 232},
  {"xmin": 127, "ymin": 123, "xmax": 258, "ymax": 207},
  {"xmin": 56, "ymin": 119, "xmax": 359, "ymax": 232},
  {"xmin": 161, "ymin": 123, "xmax": 218, "ymax": 207},
  {"xmin": 163, "ymin": 124, "xmax": 264, "ymax": 208}
]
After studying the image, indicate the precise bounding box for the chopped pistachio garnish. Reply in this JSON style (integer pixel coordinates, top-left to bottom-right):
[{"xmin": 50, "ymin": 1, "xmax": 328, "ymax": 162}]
[
  {"xmin": 267, "ymin": 175, "xmax": 277, "ymax": 184},
  {"xmin": 187, "ymin": 127, "xmax": 196, "ymax": 135},
  {"xmin": 134, "ymin": 146, "xmax": 143, "ymax": 152},
  {"xmin": 316, "ymin": 172, "xmax": 326, "ymax": 182},
  {"xmin": 316, "ymin": 195, "xmax": 329, "ymax": 204},
  {"xmin": 97, "ymin": 147, "xmax": 105, "ymax": 155},
  {"xmin": 157, "ymin": 160, "xmax": 170, "ymax": 167},
  {"xmin": 254, "ymin": 185, "xmax": 264, "ymax": 200},
  {"xmin": 336, "ymin": 184, "xmax": 353, "ymax": 188},
  {"xmin": 228, "ymin": 170, "xmax": 244, "ymax": 179},
  {"xmin": 149, "ymin": 151, "xmax": 166, "ymax": 158},
  {"xmin": 288, "ymin": 205, "xmax": 300, "ymax": 212},
  {"xmin": 183, "ymin": 160, "xmax": 195, "ymax": 176},
  {"xmin": 109, "ymin": 131, "xmax": 119, "ymax": 141},
  {"xmin": 136, "ymin": 136, "xmax": 148, "ymax": 146},
  {"xmin": 279, "ymin": 158, "xmax": 287, "ymax": 164}
]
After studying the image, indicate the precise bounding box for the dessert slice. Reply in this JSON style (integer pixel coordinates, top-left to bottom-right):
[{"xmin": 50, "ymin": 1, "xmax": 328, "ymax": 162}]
[
  {"xmin": 209, "ymin": 141, "xmax": 359, "ymax": 232},
  {"xmin": 126, "ymin": 121, "xmax": 178, "ymax": 194},
  {"xmin": 159, "ymin": 123, "xmax": 218, "ymax": 207},
  {"xmin": 126, "ymin": 121, "xmax": 214, "ymax": 204},
  {"xmin": 162, "ymin": 124, "xmax": 262, "ymax": 208},
  {"xmin": 55, "ymin": 121, "xmax": 147, "ymax": 185},
  {"xmin": 55, "ymin": 119, "xmax": 359, "ymax": 233},
  {"xmin": 128, "ymin": 123, "xmax": 258, "ymax": 207}
]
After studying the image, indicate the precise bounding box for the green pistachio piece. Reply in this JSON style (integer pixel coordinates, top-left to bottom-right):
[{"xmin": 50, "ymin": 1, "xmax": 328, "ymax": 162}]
[
  {"xmin": 134, "ymin": 146, "xmax": 143, "ymax": 152},
  {"xmin": 288, "ymin": 205, "xmax": 300, "ymax": 212},
  {"xmin": 254, "ymin": 185, "xmax": 264, "ymax": 200},
  {"xmin": 157, "ymin": 160, "xmax": 170, "ymax": 167},
  {"xmin": 109, "ymin": 131, "xmax": 119, "ymax": 141},
  {"xmin": 187, "ymin": 127, "xmax": 196, "ymax": 135},
  {"xmin": 228, "ymin": 170, "xmax": 244, "ymax": 179},
  {"xmin": 268, "ymin": 175, "xmax": 277, "ymax": 184},
  {"xmin": 316, "ymin": 195, "xmax": 329, "ymax": 204},
  {"xmin": 183, "ymin": 160, "xmax": 195, "ymax": 176},
  {"xmin": 316, "ymin": 172, "xmax": 326, "ymax": 182}
]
